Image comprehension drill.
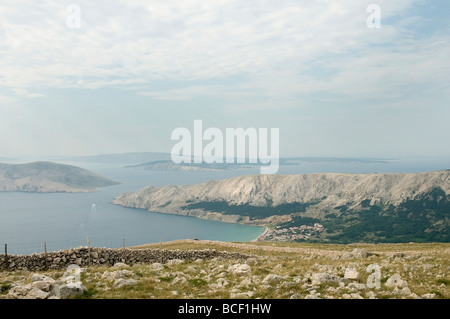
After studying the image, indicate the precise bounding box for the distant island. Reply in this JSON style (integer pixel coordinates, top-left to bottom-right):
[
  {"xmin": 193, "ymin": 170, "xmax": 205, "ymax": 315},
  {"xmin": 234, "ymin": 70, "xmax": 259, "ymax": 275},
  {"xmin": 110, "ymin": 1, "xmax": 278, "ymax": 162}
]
[
  {"xmin": 57, "ymin": 151, "xmax": 390, "ymax": 169},
  {"xmin": 126, "ymin": 160, "xmax": 250, "ymax": 171},
  {"xmin": 0, "ymin": 161, "xmax": 119, "ymax": 193},
  {"xmin": 124, "ymin": 157, "xmax": 390, "ymax": 172},
  {"xmin": 113, "ymin": 170, "xmax": 450, "ymax": 243},
  {"xmin": 65, "ymin": 152, "xmax": 172, "ymax": 165}
]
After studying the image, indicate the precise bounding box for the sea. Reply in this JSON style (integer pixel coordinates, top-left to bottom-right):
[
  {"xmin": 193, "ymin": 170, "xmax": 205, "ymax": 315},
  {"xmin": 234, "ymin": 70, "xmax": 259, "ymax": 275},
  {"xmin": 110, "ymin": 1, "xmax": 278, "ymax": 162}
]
[{"xmin": 0, "ymin": 156, "xmax": 448, "ymax": 255}]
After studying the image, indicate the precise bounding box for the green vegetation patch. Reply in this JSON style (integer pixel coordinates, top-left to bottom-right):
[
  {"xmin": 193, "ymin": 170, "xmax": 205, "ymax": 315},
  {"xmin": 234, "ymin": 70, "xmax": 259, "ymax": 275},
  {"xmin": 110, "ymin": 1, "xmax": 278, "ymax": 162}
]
[
  {"xmin": 323, "ymin": 187, "xmax": 450, "ymax": 243},
  {"xmin": 182, "ymin": 201, "xmax": 317, "ymax": 219}
]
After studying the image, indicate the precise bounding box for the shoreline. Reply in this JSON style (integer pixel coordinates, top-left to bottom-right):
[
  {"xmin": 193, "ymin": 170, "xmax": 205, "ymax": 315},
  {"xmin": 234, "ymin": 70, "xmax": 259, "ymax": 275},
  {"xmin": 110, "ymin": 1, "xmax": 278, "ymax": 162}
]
[{"xmin": 252, "ymin": 226, "xmax": 269, "ymax": 242}]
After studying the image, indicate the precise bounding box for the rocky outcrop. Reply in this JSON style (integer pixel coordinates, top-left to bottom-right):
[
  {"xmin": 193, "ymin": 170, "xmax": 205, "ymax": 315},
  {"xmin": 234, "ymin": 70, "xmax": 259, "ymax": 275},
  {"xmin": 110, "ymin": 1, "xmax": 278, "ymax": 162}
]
[
  {"xmin": 6, "ymin": 273, "xmax": 87, "ymax": 299},
  {"xmin": 113, "ymin": 170, "xmax": 450, "ymax": 218}
]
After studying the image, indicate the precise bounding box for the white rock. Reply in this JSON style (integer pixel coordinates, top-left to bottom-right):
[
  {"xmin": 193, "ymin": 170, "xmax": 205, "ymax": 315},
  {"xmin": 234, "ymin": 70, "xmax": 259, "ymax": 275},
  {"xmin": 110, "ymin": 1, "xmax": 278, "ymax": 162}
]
[
  {"xmin": 421, "ymin": 293, "xmax": 437, "ymax": 299},
  {"xmin": 366, "ymin": 291, "xmax": 378, "ymax": 299},
  {"xmin": 344, "ymin": 268, "xmax": 359, "ymax": 280},
  {"xmin": 59, "ymin": 282, "xmax": 87, "ymax": 299},
  {"xmin": 112, "ymin": 262, "xmax": 130, "ymax": 269},
  {"xmin": 230, "ymin": 291, "xmax": 254, "ymax": 299},
  {"xmin": 102, "ymin": 270, "xmax": 135, "ymax": 281},
  {"xmin": 26, "ymin": 288, "xmax": 49, "ymax": 299},
  {"xmin": 347, "ymin": 282, "xmax": 367, "ymax": 291},
  {"xmin": 262, "ymin": 274, "xmax": 283, "ymax": 285},
  {"xmin": 311, "ymin": 273, "xmax": 340, "ymax": 285},
  {"xmin": 167, "ymin": 259, "xmax": 184, "ymax": 265},
  {"xmin": 150, "ymin": 263, "xmax": 165, "ymax": 272},
  {"xmin": 113, "ymin": 278, "xmax": 138, "ymax": 289},
  {"xmin": 7, "ymin": 285, "xmax": 32, "ymax": 299},
  {"xmin": 400, "ymin": 287, "xmax": 411, "ymax": 296},
  {"xmin": 238, "ymin": 278, "xmax": 252, "ymax": 288},
  {"xmin": 228, "ymin": 264, "xmax": 251, "ymax": 276},
  {"xmin": 385, "ymin": 274, "xmax": 408, "ymax": 289},
  {"xmin": 31, "ymin": 274, "xmax": 51, "ymax": 283},
  {"xmin": 172, "ymin": 276, "xmax": 187, "ymax": 285},
  {"xmin": 216, "ymin": 278, "xmax": 229, "ymax": 287},
  {"xmin": 305, "ymin": 294, "xmax": 321, "ymax": 299},
  {"xmin": 216, "ymin": 271, "xmax": 228, "ymax": 278},
  {"xmin": 31, "ymin": 281, "xmax": 53, "ymax": 292}
]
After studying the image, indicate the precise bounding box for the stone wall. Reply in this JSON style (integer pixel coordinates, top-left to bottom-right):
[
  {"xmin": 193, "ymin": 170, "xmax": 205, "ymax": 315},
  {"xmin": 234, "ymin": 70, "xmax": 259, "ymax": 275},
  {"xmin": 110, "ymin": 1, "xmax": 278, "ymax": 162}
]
[{"xmin": 0, "ymin": 247, "xmax": 251, "ymax": 272}]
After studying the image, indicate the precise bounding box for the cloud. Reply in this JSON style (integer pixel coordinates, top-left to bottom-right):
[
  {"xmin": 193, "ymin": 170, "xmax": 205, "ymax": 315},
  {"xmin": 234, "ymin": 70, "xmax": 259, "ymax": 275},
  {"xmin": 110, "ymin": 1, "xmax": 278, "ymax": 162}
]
[
  {"xmin": 12, "ymin": 88, "xmax": 45, "ymax": 98},
  {"xmin": 0, "ymin": 0, "xmax": 448, "ymax": 111}
]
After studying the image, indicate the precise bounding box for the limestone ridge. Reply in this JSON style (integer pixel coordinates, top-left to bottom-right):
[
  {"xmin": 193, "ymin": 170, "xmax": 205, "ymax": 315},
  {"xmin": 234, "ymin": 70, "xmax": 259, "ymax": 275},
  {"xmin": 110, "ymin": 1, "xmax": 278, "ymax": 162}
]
[
  {"xmin": 113, "ymin": 170, "xmax": 450, "ymax": 242},
  {"xmin": 0, "ymin": 161, "xmax": 119, "ymax": 192},
  {"xmin": 114, "ymin": 170, "xmax": 450, "ymax": 210}
]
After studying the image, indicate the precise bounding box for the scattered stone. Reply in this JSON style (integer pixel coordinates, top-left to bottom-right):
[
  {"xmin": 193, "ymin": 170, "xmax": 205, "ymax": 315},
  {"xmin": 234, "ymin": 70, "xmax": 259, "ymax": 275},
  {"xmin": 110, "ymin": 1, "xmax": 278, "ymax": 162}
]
[
  {"xmin": 310, "ymin": 273, "xmax": 340, "ymax": 286},
  {"xmin": 262, "ymin": 274, "xmax": 283, "ymax": 285},
  {"xmin": 305, "ymin": 293, "xmax": 321, "ymax": 299},
  {"xmin": 112, "ymin": 262, "xmax": 130, "ymax": 269},
  {"xmin": 366, "ymin": 291, "xmax": 378, "ymax": 299},
  {"xmin": 400, "ymin": 287, "xmax": 411, "ymax": 296},
  {"xmin": 31, "ymin": 280, "xmax": 53, "ymax": 292},
  {"xmin": 352, "ymin": 248, "xmax": 371, "ymax": 258},
  {"xmin": 167, "ymin": 259, "xmax": 184, "ymax": 265},
  {"xmin": 246, "ymin": 257, "xmax": 259, "ymax": 265},
  {"xmin": 228, "ymin": 264, "xmax": 251, "ymax": 276},
  {"xmin": 238, "ymin": 278, "xmax": 252, "ymax": 288},
  {"xmin": 113, "ymin": 278, "xmax": 138, "ymax": 289},
  {"xmin": 344, "ymin": 268, "xmax": 359, "ymax": 280},
  {"xmin": 421, "ymin": 293, "xmax": 437, "ymax": 299},
  {"xmin": 150, "ymin": 263, "xmax": 165, "ymax": 272},
  {"xmin": 347, "ymin": 282, "xmax": 367, "ymax": 291},
  {"xmin": 341, "ymin": 248, "xmax": 371, "ymax": 260},
  {"xmin": 216, "ymin": 271, "xmax": 228, "ymax": 278},
  {"xmin": 342, "ymin": 293, "xmax": 363, "ymax": 299},
  {"xmin": 27, "ymin": 288, "xmax": 50, "ymax": 299},
  {"xmin": 59, "ymin": 282, "xmax": 87, "ymax": 299},
  {"xmin": 31, "ymin": 274, "xmax": 51, "ymax": 283},
  {"xmin": 385, "ymin": 274, "xmax": 408, "ymax": 289},
  {"xmin": 230, "ymin": 291, "xmax": 254, "ymax": 299},
  {"xmin": 101, "ymin": 270, "xmax": 134, "ymax": 281},
  {"xmin": 173, "ymin": 276, "xmax": 187, "ymax": 285}
]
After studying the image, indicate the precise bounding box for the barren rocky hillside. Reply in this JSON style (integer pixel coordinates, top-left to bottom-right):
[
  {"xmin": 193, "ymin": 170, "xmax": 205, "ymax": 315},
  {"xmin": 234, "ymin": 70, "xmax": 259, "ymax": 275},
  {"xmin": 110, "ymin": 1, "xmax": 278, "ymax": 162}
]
[
  {"xmin": 114, "ymin": 170, "xmax": 450, "ymax": 209},
  {"xmin": 113, "ymin": 171, "xmax": 450, "ymax": 243}
]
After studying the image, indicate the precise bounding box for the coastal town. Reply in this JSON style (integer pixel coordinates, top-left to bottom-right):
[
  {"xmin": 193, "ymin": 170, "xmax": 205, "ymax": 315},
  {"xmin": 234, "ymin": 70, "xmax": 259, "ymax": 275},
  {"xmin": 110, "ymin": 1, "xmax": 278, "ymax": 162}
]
[{"xmin": 257, "ymin": 223, "xmax": 326, "ymax": 242}]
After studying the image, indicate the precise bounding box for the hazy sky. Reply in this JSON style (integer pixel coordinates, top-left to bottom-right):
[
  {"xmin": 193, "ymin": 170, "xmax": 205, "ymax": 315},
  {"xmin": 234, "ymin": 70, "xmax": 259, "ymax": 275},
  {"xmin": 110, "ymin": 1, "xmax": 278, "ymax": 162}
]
[{"xmin": 0, "ymin": 0, "xmax": 449, "ymax": 158}]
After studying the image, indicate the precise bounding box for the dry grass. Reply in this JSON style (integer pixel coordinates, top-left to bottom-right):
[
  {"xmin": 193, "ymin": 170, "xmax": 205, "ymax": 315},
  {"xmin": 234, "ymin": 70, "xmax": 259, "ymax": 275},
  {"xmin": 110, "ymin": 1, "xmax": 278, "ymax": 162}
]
[{"xmin": 1, "ymin": 240, "xmax": 449, "ymax": 299}]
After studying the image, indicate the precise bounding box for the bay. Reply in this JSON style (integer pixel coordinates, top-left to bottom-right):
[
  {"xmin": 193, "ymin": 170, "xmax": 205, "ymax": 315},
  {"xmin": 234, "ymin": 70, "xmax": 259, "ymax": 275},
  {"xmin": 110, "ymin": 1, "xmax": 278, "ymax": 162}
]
[
  {"xmin": 0, "ymin": 156, "xmax": 448, "ymax": 255},
  {"xmin": 0, "ymin": 164, "xmax": 264, "ymax": 255}
]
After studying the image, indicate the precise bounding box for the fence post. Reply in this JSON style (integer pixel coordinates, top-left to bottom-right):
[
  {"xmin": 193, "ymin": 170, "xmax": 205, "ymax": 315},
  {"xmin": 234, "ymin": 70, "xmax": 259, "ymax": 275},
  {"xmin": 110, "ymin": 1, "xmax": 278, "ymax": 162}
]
[
  {"xmin": 44, "ymin": 242, "xmax": 48, "ymax": 270},
  {"xmin": 122, "ymin": 238, "xmax": 125, "ymax": 250},
  {"xmin": 3, "ymin": 244, "xmax": 7, "ymax": 270},
  {"xmin": 87, "ymin": 236, "xmax": 91, "ymax": 267}
]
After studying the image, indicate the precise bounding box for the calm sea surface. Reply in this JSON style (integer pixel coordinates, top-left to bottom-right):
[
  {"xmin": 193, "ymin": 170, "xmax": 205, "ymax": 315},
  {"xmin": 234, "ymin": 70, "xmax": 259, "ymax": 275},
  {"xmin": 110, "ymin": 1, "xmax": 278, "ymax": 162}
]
[{"xmin": 0, "ymin": 157, "xmax": 448, "ymax": 254}]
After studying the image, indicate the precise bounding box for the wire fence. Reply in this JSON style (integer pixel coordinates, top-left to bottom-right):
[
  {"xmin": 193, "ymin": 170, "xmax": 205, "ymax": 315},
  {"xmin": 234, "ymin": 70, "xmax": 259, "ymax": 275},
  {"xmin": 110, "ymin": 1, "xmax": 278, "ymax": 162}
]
[{"xmin": 1, "ymin": 235, "xmax": 162, "ymax": 256}]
